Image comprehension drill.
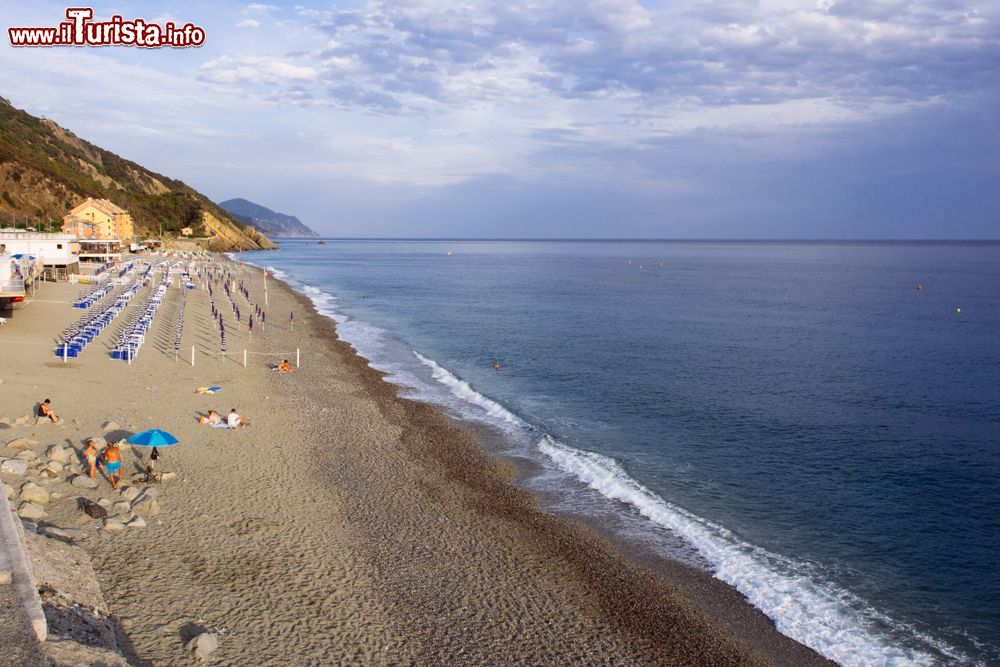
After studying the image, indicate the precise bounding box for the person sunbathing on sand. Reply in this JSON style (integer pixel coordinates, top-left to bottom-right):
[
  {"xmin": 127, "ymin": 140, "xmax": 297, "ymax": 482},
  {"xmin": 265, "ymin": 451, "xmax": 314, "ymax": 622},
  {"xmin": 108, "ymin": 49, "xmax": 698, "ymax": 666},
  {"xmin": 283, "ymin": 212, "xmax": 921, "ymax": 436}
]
[
  {"xmin": 227, "ymin": 408, "xmax": 246, "ymax": 428},
  {"xmin": 200, "ymin": 409, "xmax": 224, "ymax": 425},
  {"xmin": 37, "ymin": 398, "xmax": 59, "ymax": 423},
  {"xmin": 277, "ymin": 359, "xmax": 295, "ymax": 373}
]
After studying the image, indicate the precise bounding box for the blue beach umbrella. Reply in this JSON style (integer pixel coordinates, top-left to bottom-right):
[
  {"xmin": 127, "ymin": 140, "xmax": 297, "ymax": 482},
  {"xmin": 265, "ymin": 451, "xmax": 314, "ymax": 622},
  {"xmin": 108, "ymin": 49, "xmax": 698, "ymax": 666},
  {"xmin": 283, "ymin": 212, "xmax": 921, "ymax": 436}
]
[{"xmin": 128, "ymin": 429, "xmax": 180, "ymax": 448}]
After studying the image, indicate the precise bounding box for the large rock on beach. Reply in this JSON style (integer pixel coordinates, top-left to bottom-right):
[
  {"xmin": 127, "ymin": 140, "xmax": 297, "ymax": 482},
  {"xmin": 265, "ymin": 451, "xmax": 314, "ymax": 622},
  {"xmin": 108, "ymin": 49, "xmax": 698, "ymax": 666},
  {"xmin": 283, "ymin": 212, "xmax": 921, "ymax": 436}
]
[
  {"xmin": 119, "ymin": 486, "xmax": 140, "ymax": 502},
  {"xmin": 41, "ymin": 461, "xmax": 63, "ymax": 477},
  {"xmin": 185, "ymin": 632, "xmax": 219, "ymax": 661},
  {"xmin": 19, "ymin": 482, "xmax": 49, "ymax": 504},
  {"xmin": 0, "ymin": 459, "xmax": 28, "ymax": 475},
  {"xmin": 46, "ymin": 445, "xmax": 72, "ymax": 464},
  {"xmin": 131, "ymin": 496, "xmax": 160, "ymax": 518},
  {"xmin": 7, "ymin": 437, "xmax": 38, "ymax": 450},
  {"xmin": 0, "ymin": 417, "xmax": 10, "ymax": 426},
  {"xmin": 18, "ymin": 501, "xmax": 47, "ymax": 521},
  {"xmin": 127, "ymin": 516, "xmax": 146, "ymax": 528},
  {"xmin": 88, "ymin": 436, "xmax": 107, "ymax": 449},
  {"xmin": 71, "ymin": 474, "xmax": 98, "ymax": 489},
  {"xmin": 103, "ymin": 518, "xmax": 126, "ymax": 533},
  {"xmin": 14, "ymin": 450, "xmax": 37, "ymax": 461},
  {"xmin": 14, "ymin": 415, "xmax": 30, "ymax": 426}
]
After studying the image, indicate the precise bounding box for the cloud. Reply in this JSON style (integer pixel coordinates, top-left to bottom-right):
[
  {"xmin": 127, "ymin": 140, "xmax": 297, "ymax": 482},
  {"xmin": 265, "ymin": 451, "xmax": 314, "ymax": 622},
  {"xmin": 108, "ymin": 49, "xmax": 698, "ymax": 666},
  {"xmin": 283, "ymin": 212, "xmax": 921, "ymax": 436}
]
[
  {"xmin": 202, "ymin": 0, "xmax": 997, "ymax": 121},
  {"xmin": 244, "ymin": 3, "xmax": 278, "ymax": 14},
  {"xmin": 237, "ymin": 19, "xmax": 260, "ymax": 29},
  {"xmin": 199, "ymin": 55, "xmax": 318, "ymax": 84}
]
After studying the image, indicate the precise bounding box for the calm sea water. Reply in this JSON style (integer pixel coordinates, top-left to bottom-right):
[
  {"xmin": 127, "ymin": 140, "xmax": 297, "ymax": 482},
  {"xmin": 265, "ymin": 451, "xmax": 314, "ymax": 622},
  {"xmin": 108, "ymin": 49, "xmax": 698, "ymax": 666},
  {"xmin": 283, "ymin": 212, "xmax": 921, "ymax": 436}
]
[{"xmin": 246, "ymin": 240, "xmax": 999, "ymax": 666}]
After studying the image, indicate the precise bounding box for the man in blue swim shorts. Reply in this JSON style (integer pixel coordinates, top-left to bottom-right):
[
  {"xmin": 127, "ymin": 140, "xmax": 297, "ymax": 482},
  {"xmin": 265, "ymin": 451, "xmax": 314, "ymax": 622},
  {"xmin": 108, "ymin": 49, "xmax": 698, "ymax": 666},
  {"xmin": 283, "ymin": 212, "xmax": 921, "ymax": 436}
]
[{"xmin": 102, "ymin": 441, "xmax": 124, "ymax": 489}]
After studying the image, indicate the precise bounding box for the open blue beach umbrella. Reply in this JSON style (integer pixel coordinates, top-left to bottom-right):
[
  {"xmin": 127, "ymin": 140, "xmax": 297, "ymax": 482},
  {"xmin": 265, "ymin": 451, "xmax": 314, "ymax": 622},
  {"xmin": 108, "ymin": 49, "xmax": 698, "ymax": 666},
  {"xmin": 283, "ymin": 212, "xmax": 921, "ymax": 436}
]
[{"xmin": 128, "ymin": 429, "xmax": 180, "ymax": 448}]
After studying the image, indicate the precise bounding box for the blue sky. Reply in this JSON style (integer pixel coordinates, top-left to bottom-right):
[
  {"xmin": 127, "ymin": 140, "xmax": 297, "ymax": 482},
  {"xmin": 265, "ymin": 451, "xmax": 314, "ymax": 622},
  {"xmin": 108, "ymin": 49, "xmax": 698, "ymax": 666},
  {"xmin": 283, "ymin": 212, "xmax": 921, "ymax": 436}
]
[{"xmin": 1, "ymin": 0, "xmax": 998, "ymax": 238}]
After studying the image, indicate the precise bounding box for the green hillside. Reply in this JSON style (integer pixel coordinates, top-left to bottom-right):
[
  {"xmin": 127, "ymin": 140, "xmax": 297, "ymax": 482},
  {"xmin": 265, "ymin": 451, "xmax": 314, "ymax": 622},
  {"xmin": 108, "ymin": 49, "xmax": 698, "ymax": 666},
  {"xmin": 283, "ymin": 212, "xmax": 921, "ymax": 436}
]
[{"xmin": 0, "ymin": 96, "xmax": 274, "ymax": 250}]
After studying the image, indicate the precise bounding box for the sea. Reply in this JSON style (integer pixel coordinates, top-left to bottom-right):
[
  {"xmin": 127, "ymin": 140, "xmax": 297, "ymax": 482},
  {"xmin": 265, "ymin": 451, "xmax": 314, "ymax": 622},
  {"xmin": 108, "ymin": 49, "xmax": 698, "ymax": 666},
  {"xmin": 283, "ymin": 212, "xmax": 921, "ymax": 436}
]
[{"xmin": 243, "ymin": 240, "xmax": 1000, "ymax": 666}]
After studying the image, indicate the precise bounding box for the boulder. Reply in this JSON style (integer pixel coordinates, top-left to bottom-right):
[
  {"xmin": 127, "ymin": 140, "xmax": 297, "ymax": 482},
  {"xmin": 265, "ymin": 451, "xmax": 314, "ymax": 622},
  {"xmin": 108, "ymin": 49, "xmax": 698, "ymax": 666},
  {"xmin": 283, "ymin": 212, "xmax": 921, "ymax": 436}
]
[
  {"xmin": 127, "ymin": 516, "xmax": 146, "ymax": 528},
  {"xmin": 161, "ymin": 472, "xmax": 178, "ymax": 483},
  {"xmin": 131, "ymin": 496, "xmax": 160, "ymax": 518},
  {"xmin": 103, "ymin": 519, "xmax": 126, "ymax": 533},
  {"xmin": 14, "ymin": 450, "xmax": 37, "ymax": 461},
  {"xmin": 113, "ymin": 501, "xmax": 131, "ymax": 514},
  {"xmin": 18, "ymin": 502, "xmax": 48, "ymax": 521},
  {"xmin": 14, "ymin": 415, "xmax": 30, "ymax": 426},
  {"xmin": 46, "ymin": 445, "xmax": 72, "ymax": 465},
  {"xmin": 97, "ymin": 498, "xmax": 112, "ymax": 509},
  {"xmin": 7, "ymin": 437, "xmax": 38, "ymax": 450},
  {"xmin": 185, "ymin": 632, "xmax": 219, "ymax": 661},
  {"xmin": 0, "ymin": 417, "xmax": 10, "ymax": 425},
  {"xmin": 19, "ymin": 482, "xmax": 49, "ymax": 505},
  {"xmin": 41, "ymin": 461, "xmax": 63, "ymax": 477},
  {"xmin": 119, "ymin": 486, "xmax": 140, "ymax": 502},
  {"xmin": 0, "ymin": 459, "xmax": 28, "ymax": 475},
  {"xmin": 89, "ymin": 437, "xmax": 107, "ymax": 449},
  {"xmin": 71, "ymin": 475, "xmax": 98, "ymax": 489}
]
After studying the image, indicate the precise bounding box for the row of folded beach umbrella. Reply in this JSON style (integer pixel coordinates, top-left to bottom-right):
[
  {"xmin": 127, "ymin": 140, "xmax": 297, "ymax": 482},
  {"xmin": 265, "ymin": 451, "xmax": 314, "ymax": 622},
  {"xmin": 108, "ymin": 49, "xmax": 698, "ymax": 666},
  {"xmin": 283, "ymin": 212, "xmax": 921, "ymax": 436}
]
[{"xmin": 111, "ymin": 265, "xmax": 173, "ymax": 362}]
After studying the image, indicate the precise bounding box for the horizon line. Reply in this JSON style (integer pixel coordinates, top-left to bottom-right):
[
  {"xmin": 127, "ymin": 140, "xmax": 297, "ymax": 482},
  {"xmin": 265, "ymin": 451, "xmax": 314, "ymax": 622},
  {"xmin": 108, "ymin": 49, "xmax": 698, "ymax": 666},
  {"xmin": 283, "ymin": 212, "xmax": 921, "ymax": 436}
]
[{"xmin": 270, "ymin": 237, "xmax": 1000, "ymax": 244}]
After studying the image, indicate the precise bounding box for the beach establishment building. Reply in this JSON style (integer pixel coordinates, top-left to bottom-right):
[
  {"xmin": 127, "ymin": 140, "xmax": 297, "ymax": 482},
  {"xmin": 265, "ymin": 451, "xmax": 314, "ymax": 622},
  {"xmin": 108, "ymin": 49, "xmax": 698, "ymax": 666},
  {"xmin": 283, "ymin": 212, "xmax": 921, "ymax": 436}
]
[
  {"xmin": 62, "ymin": 197, "xmax": 134, "ymax": 241},
  {"xmin": 78, "ymin": 239, "xmax": 124, "ymax": 265},
  {"xmin": 0, "ymin": 229, "xmax": 80, "ymax": 281}
]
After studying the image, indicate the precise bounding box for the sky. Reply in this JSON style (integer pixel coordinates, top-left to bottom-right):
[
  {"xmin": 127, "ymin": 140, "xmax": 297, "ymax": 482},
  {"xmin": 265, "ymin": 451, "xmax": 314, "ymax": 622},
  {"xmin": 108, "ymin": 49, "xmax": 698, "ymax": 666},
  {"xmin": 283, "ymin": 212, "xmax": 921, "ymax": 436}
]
[{"xmin": 0, "ymin": 0, "xmax": 998, "ymax": 238}]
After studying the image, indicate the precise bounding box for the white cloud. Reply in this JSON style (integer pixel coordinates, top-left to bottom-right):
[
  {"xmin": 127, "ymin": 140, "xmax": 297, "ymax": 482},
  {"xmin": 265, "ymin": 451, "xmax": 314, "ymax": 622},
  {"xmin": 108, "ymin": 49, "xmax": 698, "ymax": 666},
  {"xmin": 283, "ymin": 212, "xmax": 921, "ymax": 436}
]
[
  {"xmin": 199, "ymin": 55, "xmax": 318, "ymax": 84},
  {"xmin": 244, "ymin": 3, "xmax": 278, "ymax": 14},
  {"xmin": 237, "ymin": 19, "xmax": 260, "ymax": 29}
]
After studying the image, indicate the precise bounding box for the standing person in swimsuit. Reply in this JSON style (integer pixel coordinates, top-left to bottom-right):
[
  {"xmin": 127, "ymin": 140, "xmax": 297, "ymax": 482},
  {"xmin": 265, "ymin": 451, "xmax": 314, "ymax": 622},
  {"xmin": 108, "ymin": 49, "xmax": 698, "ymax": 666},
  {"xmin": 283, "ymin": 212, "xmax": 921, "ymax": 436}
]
[
  {"xmin": 102, "ymin": 442, "xmax": 124, "ymax": 489},
  {"xmin": 84, "ymin": 439, "xmax": 99, "ymax": 479}
]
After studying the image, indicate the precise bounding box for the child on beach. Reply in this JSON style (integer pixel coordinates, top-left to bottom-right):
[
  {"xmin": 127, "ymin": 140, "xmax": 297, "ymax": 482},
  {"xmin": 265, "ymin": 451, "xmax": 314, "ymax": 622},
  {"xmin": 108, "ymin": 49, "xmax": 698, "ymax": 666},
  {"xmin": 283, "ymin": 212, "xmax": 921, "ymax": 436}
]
[
  {"xmin": 84, "ymin": 438, "xmax": 99, "ymax": 479},
  {"xmin": 277, "ymin": 359, "xmax": 295, "ymax": 373}
]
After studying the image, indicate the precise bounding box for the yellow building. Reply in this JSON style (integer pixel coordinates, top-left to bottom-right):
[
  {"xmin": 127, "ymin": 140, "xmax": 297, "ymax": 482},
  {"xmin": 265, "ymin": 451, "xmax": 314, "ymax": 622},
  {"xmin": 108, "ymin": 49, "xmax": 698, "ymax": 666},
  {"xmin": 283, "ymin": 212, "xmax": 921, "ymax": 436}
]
[{"xmin": 62, "ymin": 198, "xmax": 134, "ymax": 241}]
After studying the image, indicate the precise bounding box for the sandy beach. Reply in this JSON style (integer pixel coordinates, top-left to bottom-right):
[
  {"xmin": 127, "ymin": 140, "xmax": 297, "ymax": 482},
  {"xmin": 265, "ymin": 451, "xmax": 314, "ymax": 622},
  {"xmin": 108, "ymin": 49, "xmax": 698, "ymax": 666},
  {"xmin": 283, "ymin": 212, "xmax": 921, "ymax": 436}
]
[{"xmin": 0, "ymin": 256, "xmax": 831, "ymax": 666}]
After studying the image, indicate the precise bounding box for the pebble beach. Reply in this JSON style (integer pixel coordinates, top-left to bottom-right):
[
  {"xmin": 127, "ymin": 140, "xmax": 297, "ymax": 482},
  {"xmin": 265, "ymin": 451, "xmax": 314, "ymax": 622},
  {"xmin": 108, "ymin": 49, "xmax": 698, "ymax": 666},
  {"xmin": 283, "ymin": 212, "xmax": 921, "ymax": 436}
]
[{"xmin": 0, "ymin": 255, "xmax": 830, "ymax": 665}]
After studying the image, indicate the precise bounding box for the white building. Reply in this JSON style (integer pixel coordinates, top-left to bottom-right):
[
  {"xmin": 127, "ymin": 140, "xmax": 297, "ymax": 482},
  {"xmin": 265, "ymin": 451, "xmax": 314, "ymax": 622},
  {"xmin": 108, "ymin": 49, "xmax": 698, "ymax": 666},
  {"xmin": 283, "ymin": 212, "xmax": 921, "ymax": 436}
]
[
  {"xmin": 0, "ymin": 253, "xmax": 26, "ymax": 316},
  {"xmin": 0, "ymin": 229, "xmax": 80, "ymax": 281}
]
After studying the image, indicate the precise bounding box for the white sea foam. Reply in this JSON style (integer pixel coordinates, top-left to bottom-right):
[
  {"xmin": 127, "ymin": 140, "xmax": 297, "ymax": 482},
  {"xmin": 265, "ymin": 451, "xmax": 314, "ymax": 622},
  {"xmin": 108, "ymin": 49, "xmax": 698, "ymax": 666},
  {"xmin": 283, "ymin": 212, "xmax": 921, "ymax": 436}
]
[
  {"xmin": 535, "ymin": 434, "xmax": 954, "ymax": 667},
  {"xmin": 413, "ymin": 352, "xmax": 528, "ymax": 428},
  {"xmin": 264, "ymin": 266, "xmax": 289, "ymax": 282}
]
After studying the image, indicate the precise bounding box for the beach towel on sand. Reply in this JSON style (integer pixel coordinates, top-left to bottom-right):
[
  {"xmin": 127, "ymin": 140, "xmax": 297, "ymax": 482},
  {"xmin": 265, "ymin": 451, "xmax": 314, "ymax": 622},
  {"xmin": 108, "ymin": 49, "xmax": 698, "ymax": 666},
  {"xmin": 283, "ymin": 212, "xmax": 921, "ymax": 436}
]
[{"xmin": 195, "ymin": 386, "xmax": 222, "ymax": 394}]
